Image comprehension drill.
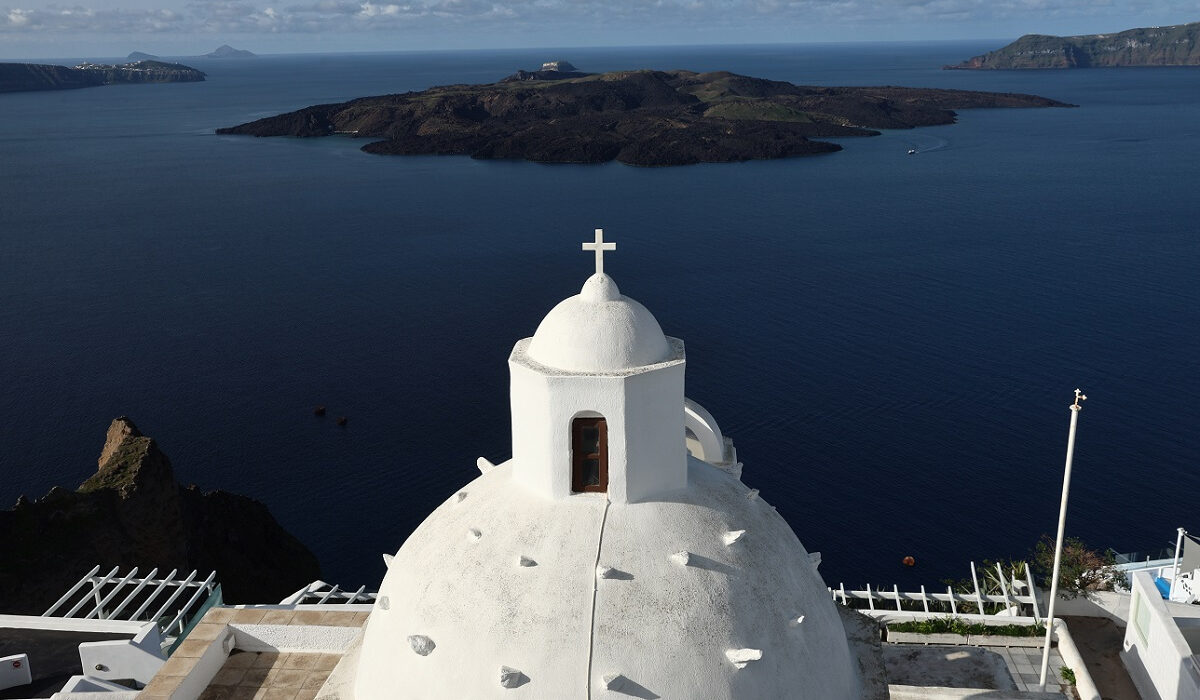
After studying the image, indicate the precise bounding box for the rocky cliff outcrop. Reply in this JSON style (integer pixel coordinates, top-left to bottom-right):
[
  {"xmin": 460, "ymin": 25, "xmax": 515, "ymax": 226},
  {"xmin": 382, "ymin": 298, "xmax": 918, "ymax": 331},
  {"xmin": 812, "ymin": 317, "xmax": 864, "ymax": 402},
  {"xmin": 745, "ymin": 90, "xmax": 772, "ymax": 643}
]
[
  {"xmin": 218, "ymin": 69, "xmax": 1072, "ymax": 166},
  {"xmin": 948, "ymin": 22, "xmax": 1200, "ymax": 69},
  {"xmin": 0, "ymin": 60, "xmax": 205, "ymax": 94},
  {"xmin": 0, "ymin": 418, "xmax": 320, "ymax": 615}
]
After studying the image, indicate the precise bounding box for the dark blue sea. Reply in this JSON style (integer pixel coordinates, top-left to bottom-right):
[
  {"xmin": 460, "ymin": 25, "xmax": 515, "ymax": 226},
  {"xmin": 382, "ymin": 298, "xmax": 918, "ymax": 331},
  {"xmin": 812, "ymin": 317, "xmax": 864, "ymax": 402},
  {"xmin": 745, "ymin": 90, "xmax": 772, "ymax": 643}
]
[{"xmin": 2, "ymin": 42, "xmax": 1198, "ymax": 595}]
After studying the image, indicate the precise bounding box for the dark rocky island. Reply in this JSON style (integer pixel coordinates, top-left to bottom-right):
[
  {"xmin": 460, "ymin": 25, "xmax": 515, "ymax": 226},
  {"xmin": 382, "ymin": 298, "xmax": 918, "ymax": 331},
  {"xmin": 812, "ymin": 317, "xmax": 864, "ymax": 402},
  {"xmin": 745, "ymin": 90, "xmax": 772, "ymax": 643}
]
[
  {"xmin": 127, "ymin": 51, "xmax": 159, "ymax": 61},
  {"xmin": 0, "ymin": 418, "xmax": 320, "ymax": 614},
  {"xmin": 0, "ymin": 60, "xmax": 205, "ymax": 94},
  {"xmin": 217, "ymin": 68, "xmax": 1072, "ymax": 166},
  {"xmin": 206, "ymin": 44, "xmax": 256, "ymax": 58},
  {"xmin": 948, "ymin": 21, "xmax": 1200, "ymax": 69}
]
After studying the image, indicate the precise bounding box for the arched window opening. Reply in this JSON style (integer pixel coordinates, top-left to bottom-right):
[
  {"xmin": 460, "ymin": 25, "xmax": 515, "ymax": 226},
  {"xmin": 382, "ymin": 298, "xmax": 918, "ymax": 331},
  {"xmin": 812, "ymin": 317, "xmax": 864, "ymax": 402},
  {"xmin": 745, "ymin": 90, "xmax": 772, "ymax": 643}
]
[{"xmin": 572, "ymin": 417, "xmax": 608, "ymax": 493}]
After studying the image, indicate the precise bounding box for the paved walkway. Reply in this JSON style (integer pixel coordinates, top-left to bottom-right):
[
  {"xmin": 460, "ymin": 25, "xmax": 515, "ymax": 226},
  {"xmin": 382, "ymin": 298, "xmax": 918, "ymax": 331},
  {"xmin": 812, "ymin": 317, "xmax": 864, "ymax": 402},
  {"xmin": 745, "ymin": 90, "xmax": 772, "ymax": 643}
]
[
  {"xmin": 1062, "ymin": 615, "xmax": 1142, "ymax": 700},
  {"xmin": 883, "ymin": 641, "xmax": 1070, "ymax": 698},
  {"xmin": 991, "ymin": 645, "xmax": 1066, "ymax": 693}
]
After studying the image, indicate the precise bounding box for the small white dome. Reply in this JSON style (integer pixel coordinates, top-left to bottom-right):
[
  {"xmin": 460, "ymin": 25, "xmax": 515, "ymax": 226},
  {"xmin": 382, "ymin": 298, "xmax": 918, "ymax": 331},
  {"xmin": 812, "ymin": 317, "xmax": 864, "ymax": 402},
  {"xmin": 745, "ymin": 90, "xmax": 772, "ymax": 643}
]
[{"xmin": 527, "ymin": 274, "xmax": 671, "ymax": 372}]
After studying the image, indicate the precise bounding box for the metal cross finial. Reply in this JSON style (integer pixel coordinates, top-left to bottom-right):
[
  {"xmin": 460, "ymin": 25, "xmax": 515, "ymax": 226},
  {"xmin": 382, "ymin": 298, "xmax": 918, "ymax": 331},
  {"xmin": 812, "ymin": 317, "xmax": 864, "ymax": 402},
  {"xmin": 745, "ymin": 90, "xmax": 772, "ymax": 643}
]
[
  {"xmin": 582, "ymin": 228, "xmax": 616, "ymax": 276},
  {"xmin": 1073, "ymin": 388, "xmax": 1087, "ymax": 409}
]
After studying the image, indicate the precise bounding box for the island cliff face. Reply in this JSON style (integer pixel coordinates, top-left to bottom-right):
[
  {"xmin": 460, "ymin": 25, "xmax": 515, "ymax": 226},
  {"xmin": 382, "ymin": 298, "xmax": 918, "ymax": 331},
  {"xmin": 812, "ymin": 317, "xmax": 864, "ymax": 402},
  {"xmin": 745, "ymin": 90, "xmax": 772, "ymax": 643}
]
[
  {"xmin": 0, "ymin": 418, "xmax": 320, "ymax": 614},
  {"xmin": 0, "ymin": 60, "xmax": 205, "ymax": 94},
  {"xmin": 217, "ymin": 68, "xmax": 1071, "ymax": 166},
  {"xmin": 949, "ymin": 22, "xmax": 1200, "ymax": 69}
]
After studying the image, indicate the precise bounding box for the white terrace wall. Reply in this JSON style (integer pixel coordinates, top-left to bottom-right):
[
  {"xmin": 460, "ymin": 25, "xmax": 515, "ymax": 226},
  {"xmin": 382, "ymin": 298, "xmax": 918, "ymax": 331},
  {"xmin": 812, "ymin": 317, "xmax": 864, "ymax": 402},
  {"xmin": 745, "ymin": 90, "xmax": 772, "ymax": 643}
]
[{"xmin": 1122, "ymin": 570, "xmax": 1200, "ymax": 700}]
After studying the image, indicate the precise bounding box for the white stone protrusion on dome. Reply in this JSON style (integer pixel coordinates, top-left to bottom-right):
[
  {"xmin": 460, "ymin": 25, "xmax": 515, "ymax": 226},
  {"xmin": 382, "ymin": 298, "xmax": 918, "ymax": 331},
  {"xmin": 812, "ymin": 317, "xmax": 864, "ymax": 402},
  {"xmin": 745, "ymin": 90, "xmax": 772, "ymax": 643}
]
[
  {"xmin": 499, "ymin": 666, "xmax": 525, "ymax": 688},
  {"xmin": 525, "ymin": 273, "xmax": 671, "ymax": 373},
  {"xmin": 746, "ymin": 489, "xmax": 760, "ymax": 501},
  {"xmin": 518, "ymin": 556, "xmax": 537, "ymax": 567},
  {"xmin": 455, "ymin": 491, "xmax": 467, "ymax": 503},
  {"xmin": 467, "ymin": 528, "xmax": 481, "ymax": 541},
  {"xmin": 382, "ymin": 553, "xmax": 393, "ymax": 568},
  {"xmin": 408, "ymin": 635, "xmax": 435, "ymax": 656},
  {"xmin": 602, "ymin": 673, "xmax": 629, "ymax": 691},
  {"xmin": 670, "ymin": 551, "xmax": 692, "ymax": 567},
  {"xmin": 726, "ymin": 648, "xmax": 763, "ymax": 669},
  {"xmin": 477, "ymin": 457, "xmax": 495, "ymax": 474},
  {"xmin": 377, "ymin": 595, "xmax": 389, "ymax": 611},
  {"xmin": 723, "ymin": 530, "xmax": 746, "ymax": 546}
]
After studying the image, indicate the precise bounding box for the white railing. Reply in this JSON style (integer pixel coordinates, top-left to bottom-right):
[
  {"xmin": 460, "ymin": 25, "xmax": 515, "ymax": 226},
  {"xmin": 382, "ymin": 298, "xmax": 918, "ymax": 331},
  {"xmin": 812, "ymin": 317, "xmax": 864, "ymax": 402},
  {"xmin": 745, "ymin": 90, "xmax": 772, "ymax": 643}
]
[
  {"xmin": 830, "ymin": 561, "xmax": 1041, "ymax": 621},
  {"xmin": 278, "ymin": 579, "xmax": 377, "ymax": 606}
]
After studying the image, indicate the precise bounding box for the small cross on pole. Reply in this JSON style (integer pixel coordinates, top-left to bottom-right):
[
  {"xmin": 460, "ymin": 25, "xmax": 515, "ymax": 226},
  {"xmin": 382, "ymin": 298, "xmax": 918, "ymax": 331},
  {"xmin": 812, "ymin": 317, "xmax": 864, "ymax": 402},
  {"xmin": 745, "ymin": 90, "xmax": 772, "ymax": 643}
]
[
  {"xmin": 582, "ymin": 228, "xmax": 616, "ymax": 276},
  {"xmin": 1073, "ymin": 388, "xmax": 1087, "ymax": 409}
]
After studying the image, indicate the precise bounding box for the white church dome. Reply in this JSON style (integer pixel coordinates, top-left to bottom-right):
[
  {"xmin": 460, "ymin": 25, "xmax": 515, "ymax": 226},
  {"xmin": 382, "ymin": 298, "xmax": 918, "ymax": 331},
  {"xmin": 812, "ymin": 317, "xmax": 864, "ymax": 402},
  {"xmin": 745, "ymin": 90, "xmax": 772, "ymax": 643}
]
[
  {"xmin": 351, "ymin": 231, "xmax": 861, "ymax": 699},
  {"xmin": 353, "ymin": 459, "xmax": 861, "ymax": 700},
  {"xmin": 526, "ymin": 273, "xmax": 671, "ymax": 372}
]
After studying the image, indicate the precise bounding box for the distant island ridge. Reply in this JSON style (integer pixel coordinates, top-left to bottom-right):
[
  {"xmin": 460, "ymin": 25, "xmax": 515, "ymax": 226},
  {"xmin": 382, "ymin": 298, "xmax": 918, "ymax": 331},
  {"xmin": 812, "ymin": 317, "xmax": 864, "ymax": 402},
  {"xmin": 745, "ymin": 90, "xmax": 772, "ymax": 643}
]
[
  {"xmin": 0, "ymin": 60, "xmax": 205, "ymax": 94},
  {"xmin": 206, "ymin": 44, "xmax": 256, "ymax": 58},
  {"xmin": 217, "ymin": 65, "xmax": 1072, "ymax": 166},
  {"xmin": 948, "ymin": 21, "xmax": 1200, "ymax": 69},
  {"xmin": 123, "ymin": 45, "xmax": 255, "ymax": 61}
]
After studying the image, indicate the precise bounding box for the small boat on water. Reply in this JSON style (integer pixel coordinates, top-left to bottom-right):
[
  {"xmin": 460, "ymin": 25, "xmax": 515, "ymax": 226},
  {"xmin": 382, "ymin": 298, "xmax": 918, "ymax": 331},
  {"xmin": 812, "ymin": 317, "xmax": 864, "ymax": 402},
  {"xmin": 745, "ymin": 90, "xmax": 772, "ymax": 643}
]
[{"xmin": 907, "ymin": 148, "xmax": 917, "ymax": 155}]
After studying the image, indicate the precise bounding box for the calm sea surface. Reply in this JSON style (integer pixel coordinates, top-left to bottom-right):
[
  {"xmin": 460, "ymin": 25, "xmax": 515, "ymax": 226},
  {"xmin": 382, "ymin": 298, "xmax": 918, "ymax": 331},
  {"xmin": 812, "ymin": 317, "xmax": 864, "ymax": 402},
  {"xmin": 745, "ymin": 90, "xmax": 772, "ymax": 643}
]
[{"xmin": 2, "ymin": 42, "xmax": 1198, "ymax": 594}]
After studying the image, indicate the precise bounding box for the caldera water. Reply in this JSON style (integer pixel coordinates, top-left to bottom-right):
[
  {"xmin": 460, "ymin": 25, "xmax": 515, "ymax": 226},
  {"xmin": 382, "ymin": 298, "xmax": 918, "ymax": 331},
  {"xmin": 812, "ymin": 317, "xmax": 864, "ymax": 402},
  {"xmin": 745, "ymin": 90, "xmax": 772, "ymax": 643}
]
[{"xmin": 2, "ymin": 41, "xmax": 1198, "ymax": 594}]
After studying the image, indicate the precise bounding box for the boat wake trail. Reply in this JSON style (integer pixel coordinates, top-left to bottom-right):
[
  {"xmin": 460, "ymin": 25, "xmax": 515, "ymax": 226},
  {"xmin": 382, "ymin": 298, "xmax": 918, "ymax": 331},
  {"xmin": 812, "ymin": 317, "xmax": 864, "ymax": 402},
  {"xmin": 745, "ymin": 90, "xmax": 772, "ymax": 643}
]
[{"xmin": 907, "ymin": 134, "xmax": 950, "ymax": 154}]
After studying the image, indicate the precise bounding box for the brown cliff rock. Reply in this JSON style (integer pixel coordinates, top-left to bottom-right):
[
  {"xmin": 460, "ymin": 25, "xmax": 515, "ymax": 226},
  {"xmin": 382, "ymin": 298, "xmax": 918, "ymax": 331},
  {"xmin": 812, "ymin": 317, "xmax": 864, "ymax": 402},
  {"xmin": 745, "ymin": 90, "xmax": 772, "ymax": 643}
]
[{"xmin": 0, "ymin": 418, "xmax": 320, "ymax": 614}]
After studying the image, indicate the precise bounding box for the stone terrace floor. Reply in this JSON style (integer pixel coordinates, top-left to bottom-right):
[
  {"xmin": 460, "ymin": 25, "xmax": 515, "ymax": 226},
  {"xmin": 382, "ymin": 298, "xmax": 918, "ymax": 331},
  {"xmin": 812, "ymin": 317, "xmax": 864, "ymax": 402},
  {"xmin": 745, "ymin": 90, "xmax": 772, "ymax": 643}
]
[
  {"xmin": 139, "ymin": 607, "xmax": 368, "ymax": 699},
  {"xmin": 197, "ymin": 651, "xmax": 340, "ymax": 700}
]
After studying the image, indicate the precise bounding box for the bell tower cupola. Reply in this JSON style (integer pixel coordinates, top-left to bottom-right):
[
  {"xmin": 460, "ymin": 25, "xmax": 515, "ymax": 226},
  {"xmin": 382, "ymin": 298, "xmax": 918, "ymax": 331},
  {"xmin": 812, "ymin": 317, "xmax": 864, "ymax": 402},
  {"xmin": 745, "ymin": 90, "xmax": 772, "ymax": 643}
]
[{"xmin": 508, "ymin": 230, "xmax": 687, "ymax": 503}]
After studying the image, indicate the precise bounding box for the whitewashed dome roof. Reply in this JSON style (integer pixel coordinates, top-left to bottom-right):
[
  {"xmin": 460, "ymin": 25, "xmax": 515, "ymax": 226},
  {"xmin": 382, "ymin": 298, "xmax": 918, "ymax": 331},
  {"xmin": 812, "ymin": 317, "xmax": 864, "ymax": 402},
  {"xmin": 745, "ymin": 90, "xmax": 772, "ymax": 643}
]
[
  {"xmin": 353, "ymin": 459, "xmax": 861, "ymax": 700},
  {"xmin": 526, "ymin": 273, "xmax": 671, "ymax": 372}
]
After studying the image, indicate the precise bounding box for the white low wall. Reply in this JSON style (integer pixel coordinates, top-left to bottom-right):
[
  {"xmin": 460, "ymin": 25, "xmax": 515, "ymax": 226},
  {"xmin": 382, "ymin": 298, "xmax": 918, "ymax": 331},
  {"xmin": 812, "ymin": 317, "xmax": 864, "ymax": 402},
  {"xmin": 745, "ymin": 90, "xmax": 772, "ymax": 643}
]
[
  {"xmin": 0, "ymin": 654, "xmax": 32, "ymax": 691},
  {"xmin": 1122, "ymin": 570, "xmax": 1200, "ymax": 700},
  {"xmin": 173, "ymin": 627, "xmax": 236, "ymax": 700},
  {"xmin": 229, "ymin": 624, "xmax": 361, "ymax": 654},
  {"xmin": 1049, "ymin": 590, "xmax": 1131, "ymax": 624},
  {"xmin": 78, "ymin": 623, "xmax": 165, "ymax": 685},
  {"xmin": 0, "ymin": 616, "xmax": 144, "ymax": 635}
]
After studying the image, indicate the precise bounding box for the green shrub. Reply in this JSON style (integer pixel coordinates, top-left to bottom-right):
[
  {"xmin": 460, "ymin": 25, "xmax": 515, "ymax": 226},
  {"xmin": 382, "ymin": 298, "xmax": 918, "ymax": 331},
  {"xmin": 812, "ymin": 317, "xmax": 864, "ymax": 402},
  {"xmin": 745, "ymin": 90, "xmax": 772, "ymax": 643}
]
[
  {"xmin": 1060, "ymin": 666, "xmax": 1076, "ymax": 685},
  {"xmin": 888, "ymin": 617, "xmax": 1042, "ymax": 637}
]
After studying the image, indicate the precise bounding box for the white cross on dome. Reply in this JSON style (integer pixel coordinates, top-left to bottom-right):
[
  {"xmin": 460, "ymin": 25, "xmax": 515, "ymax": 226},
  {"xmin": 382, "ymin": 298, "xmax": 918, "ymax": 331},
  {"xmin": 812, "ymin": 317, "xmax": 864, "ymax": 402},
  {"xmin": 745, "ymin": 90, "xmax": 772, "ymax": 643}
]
[{"xmin": 582, "ymin": 228, "xmax": 616, "ymax": 275}]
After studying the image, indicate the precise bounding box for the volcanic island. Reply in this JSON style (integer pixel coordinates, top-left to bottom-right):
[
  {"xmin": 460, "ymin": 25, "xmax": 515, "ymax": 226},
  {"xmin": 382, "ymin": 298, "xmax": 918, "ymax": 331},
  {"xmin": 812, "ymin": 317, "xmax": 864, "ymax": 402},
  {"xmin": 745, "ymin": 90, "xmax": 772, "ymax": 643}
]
[{"xmin": 217, "ymin": 67, "xmax": 1074, "ymax": 166}]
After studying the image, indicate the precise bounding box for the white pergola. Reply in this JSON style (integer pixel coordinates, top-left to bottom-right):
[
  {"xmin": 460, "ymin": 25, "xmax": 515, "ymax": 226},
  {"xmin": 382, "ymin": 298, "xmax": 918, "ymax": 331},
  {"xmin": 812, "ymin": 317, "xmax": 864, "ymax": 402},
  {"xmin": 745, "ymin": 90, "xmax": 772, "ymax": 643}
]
[{"xmin": 43, "ymin": 566, "xmax": 220, "ymax": 638}]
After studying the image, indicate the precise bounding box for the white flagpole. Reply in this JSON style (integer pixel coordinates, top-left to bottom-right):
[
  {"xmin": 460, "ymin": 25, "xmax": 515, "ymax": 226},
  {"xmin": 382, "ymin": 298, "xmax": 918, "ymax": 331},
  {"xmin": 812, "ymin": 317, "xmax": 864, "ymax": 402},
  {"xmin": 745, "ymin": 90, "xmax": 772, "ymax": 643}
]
[
  {"xmin": 1038, "ymin": 388, "xmax": 1086, "ymax": 692},
  {"xmin": 1170, "ymin": 527, "xmax": 1186, "ymax": 600}
]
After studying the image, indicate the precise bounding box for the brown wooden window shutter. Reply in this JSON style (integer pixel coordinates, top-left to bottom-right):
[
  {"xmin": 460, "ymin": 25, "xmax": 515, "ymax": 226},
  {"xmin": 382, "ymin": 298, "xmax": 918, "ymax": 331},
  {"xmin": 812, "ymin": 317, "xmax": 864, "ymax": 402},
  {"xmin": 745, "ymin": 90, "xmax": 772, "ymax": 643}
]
[{"xmin": 571, "ymin": 417, "xmax": 608, "ymax": 493}]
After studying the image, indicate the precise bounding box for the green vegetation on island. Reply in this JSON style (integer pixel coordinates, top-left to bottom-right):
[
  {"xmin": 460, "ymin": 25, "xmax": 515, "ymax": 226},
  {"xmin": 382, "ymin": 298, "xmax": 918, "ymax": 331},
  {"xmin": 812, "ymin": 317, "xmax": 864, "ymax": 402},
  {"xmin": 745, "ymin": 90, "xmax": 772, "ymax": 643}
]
[
  {"xmin": 217, "ymin": 67, "xmax": 1072, "ymax": 166},
  {"xmin": 948, "ymin": 21, "xmax": 1200, "ymax": 69}
]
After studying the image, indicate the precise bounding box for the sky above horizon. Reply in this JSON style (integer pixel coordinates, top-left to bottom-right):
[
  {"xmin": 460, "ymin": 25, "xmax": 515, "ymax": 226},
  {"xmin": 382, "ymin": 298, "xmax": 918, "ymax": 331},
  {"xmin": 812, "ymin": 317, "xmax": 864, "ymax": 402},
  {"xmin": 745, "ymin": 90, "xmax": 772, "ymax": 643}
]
[{"xmin": 0, "ymin": 0, "xmax": 1195, "ymax": 59}]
